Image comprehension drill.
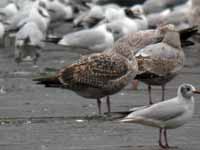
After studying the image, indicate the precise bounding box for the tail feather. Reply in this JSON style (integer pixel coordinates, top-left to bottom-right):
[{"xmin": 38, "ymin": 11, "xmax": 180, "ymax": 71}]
[
  {"xmin": 179, "ymin": 26, "xmax": 198, "ymax": 40},
  {"xmin": 33, "ymin": 75, "xmax": 63, "ymax": 88},
  {"xmin": 179, "ymin": 26, "xmax": 198, "ymax": 47}
]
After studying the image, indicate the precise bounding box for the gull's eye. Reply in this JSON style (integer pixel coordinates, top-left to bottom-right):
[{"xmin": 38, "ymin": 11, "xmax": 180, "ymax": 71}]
[{"xmin": 186, "ymin": 87, "xmax": 190, "ymax": 91}]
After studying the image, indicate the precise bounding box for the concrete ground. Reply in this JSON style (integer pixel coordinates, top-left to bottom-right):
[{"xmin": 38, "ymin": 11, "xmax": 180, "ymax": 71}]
[{"xmin": 0, "ymin": 35, "xmax": 200, "ymax": 150}]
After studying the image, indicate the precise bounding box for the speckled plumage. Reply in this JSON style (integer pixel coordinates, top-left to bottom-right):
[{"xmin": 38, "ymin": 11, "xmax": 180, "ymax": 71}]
[
  {"xmin": 112, "ymin": 24, "xmax": 196, "ymax": 104},
  {"xmin": 34, "ymin": 50, "xmax": 138, "ymax": 115},
  {"xmin": 135, "ymin": 29, "xmax": 185, "ymax": 104},
  {"xmin": 112, "ymin": 25, "xmax": 197, "ymax": 56},
  {"xmin": 58, "ymin": 52, "xmax": 137, "ymax": 98}
]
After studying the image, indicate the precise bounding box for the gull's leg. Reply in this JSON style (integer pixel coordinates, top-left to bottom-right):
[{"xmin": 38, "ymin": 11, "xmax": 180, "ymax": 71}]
[
  {"xmin": 33, "ymin": 50, "xmax": 40, "ymax": 65},
  {"xmin": 106, "ymin": 96, "xmax": 111, "ymax": 115},
  {"xmin": 158, "ymin": 128, "xmax": 166, "ymax": 148},
  {"xmin": 164, "ymin": 128, "xmax": 169, "ymax": 148},
  {"xmin": 164, "ymin": 128, "xmax": 177, "ymax": 149},
  {"xmin": 148, "ymin": 85, "xmax": 153, "ymax": 105},
  {"xmin": 97, "ymin": 98, "xmax": 102, "ymax": 115},
  {"xmin": 132, "ymin": 80, "xmax": 139, "ymax": 90},
  {"xmin": 161, "ymin": 85, "xmax": 165, "ymax": 101}
]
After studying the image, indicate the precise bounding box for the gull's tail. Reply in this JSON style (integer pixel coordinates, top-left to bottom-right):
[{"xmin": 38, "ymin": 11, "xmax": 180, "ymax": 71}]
[
  {"xmin": 33, "ymin": 75, "xmax": 63, "ymax": 88},
  {"xmin": 179, "ymin": 26, "xmax": 198, "ymax": 47}
]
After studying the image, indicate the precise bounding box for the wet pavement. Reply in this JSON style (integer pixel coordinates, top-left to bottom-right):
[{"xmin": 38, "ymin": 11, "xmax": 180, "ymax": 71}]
[{"xmin": 0, "ymin": 38, "xmax": 200, "ymax": 150}]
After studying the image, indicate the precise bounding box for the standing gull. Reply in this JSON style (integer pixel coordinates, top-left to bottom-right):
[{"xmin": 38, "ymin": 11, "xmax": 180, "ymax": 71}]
[
  {"xmin": 121, "ymin": 83, "xmax": 200, "ymax": 148},
  {"xmin": 112, "ymin": 24, "xmax": 197, "ymax": 104},
  {"xmin": 33, "ymin": 50, "xmax": 138, "ymax": 115},
  {"xmin": 135, "ymin": 25, "xmax": 185, "ymax": 104},
  {"xmin": 15, "ymin": 21, "xmax": 45, "ymax": 64}
]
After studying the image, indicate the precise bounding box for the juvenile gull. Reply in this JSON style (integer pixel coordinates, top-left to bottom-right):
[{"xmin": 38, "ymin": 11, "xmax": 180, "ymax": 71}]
[
  {"xmin": 135, "ymin": 25, "xmax": 185, "ymax": 104},
  {"xmin": 112, "ymin": 24, "xmax": 197, "ymax": 104},
  {"xmin": 113, "ymin": 24, "xmax": 197, "ymax": 56},
  {"xmin": 121, "ymin": 83, "xmax": 200, "ymax": 148},
  {"xmin": 33, "ymin": 50, "xmax": 138, "ymax": 115}
]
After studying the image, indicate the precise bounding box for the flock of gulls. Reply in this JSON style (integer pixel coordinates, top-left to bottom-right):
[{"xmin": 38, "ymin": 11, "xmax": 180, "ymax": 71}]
[{"xmin": 0, "ymin": 0, "xmax": 200, "ymax": 148}]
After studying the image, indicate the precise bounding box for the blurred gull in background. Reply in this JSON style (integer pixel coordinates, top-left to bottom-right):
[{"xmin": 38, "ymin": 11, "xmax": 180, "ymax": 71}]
[{"xmin": 56, "ymin": 24, "xmax": 114, "ymax": 51}]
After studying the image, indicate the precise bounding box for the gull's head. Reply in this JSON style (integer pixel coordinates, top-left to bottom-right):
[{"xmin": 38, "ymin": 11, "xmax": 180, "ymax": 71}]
[
  {"xmin": 158, "ymin": 24, "xmax": 176, "ymax": 34},
  {"xmin": 130, "ymin": 5, "xmax": 144, "ymax": 16},
  {"xmin": 178, "ymin": 83, "xmax": 200, "ymax": 99},
  {"xmin": 37, "ymin": 1, "xmax": 50, "ymax": 19},
  {"xmin": 125, "ymin": 5, "xmax": 144, "ymax": 19},
  {"xmin": 106, "ymin": 23, "xmax": 123, "ymax": 41}
]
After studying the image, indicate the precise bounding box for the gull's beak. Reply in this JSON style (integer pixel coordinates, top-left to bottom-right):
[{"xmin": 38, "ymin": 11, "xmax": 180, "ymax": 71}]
[
  {"xmin": 193, "ymin": 90, "xmax": 200, "ymax": 94},
  {"xmin": 125, "ymin": 8, "xmax": 142, "ymax": 20}
]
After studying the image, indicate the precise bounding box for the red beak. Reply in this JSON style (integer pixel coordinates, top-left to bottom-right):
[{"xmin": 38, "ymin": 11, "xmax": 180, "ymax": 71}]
[{"xmin": 193, "ymin": 90, "xmax": 200, "ymax": 94}]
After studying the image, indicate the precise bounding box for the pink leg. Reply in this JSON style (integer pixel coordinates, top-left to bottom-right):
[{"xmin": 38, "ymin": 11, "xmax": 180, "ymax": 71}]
[
  {"xmin": 159, "ymin": 128, "xmax": 166, "ymax": 148},
  {"xmin": 164, "ymin": 129, "xmax": 172, "ymax": 148},
  {"xmin": 132, "ymin": 80, "xmax": 139, "ymax": 90}
]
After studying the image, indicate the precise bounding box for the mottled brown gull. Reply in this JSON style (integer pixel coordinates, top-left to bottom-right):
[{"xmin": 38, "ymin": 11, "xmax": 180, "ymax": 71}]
[
  {"xmin": 135, "ymin": 25, "xmax": 185, "ymax": 104},
  {"xmin": 112, "ymin": 24, "xmax": 197, "ymax": 104},
  {"xmin": 33, "ymin": 50, "xmax": 138, "ymax": 115}
]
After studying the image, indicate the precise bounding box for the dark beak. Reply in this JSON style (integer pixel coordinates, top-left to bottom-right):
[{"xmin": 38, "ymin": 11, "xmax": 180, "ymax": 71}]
[
  {"xmin": 193, "ymin": 90, "xmax": 200, "ymax": 94},
  {"xmin": 125, "ymin": 8, "xmax": 142, "ymax": 20}
]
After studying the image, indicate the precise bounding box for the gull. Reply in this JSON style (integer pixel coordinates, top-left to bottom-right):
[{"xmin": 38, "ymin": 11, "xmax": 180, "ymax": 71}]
[
  {"xmin": 0, "ymin": 0, "xmax": 19, "ymax": 22},
  {"xmin": 73, "ymin": 3, "xmax": 119, "ymax": 28},
  {"xmin": 45, "ymin": 0, "xmax": 74, "ymax": 21},
  {"xmin": 105, "ymin": 17, "xmax": 139, "ymax": 41},
  {"xmin": 147, "ymin": 9, "xmax": 171, "ymax": 28},
  {"xmin": 189, "ymin": 0, "xmax": 200, "ymax": 34},
  {"xmin": 121, "ymin": 83, "xmax": 200, "ymax": 148},
  {"xmin": 147, "ymin": 1, "xmax": 192, "ymax": 29},
  {"xmin": 73, "ymin": 4, "xmax": 138, "ymax": 29},
  {"xmin": 5, "ymin": 0, "xmax": 50, "ymax": 34},
  {"xmin": 135, "ymin": 25, "xmax": 185, "ymax": 104},
  {"xmin": 112, "ymin": 24, "xmax": 197, "ymax": 62},
  {"xmin": 102, "ymin": 7, "xmax": 147, "ymax": 41},
  {"xmin": 112, "ymin": 24, "xmax": 197, "ymax": 104},
  {"xmin": 55, "ymin": 24, "xmax": 114, "ymax": 52},
  {"xmin": 15, "ymin": 21, "xmax": 45, "ymax": 64},
  {"xmin": 104, "ymin": 7, "xmax": 148, "ymax": 41},
  {"xmin": 128, "ymin": 5, "xmax": 148, "ymax": 30},
  {"xmin": 25, "ymin": 0, "xmax": 50, "ymax": 34},
  {"xmin": 33, "ymin": 50, "xmax": 138, "ymax": 115},
  {"xmin": 45, "ymin": 0, "xmax": 75, "ymax": 34},
  {"xmin": 143, "ymin": 0, "xmax": 188, "ymax": 14},
  {"xmin": 73, "ymin": 3, "xmax": 105, "ymax": 28}
]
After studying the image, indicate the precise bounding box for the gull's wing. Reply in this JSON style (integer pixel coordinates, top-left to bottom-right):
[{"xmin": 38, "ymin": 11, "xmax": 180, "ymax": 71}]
[
  {"xmin": 58, "ymin": 52, "xmax": 129, "ymax": 89},
  {"xmin": 113, "ymin": 30, "xmax": 163, "ymax": 55},
  {"xmin": 135, "ymin": 42, "xmax": 184, "ymax": 75},
  {"xmin": 59, "ymin": 29, "xmax": 105, "ymax": 48},
  {"xmin": 122, "ymin": 98, "xmax": 185, "ymax": 123}
]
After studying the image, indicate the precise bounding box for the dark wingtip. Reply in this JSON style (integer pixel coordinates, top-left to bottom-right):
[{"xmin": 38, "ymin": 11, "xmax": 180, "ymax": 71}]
[
  {"xmin": 181, "ymin": 40, "xmax": 195, "ymax": 47},
  {"xmin": 179, "ymin": 26, "xmax": 199, "ymax": 40},
  {"xmin": 104, "ymin": 111, "xmax": 132, "ymax": 119},
  {"xmin": 43, "ymin": 36, "xmax": 62, "ymax": 44}
]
